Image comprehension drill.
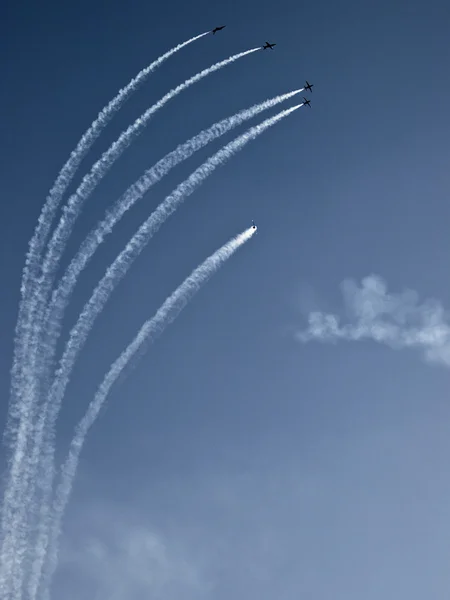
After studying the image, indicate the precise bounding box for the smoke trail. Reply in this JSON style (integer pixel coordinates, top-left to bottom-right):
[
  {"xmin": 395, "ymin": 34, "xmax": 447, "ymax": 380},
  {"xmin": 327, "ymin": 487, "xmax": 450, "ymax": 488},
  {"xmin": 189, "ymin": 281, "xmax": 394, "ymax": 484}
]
[
  {"xmin": 2, "ymin": 45, "xmax": 257, "ymax": 598},
  {"xmin": 29, "ymin": 103, "xmax": 301, "ymax": 595},
  {"xmin": 30, "ymin": 46, "xmax": 260, "ymax": 383},
  {"xmin": 25, "ymin": 88, "xmax": 302, "ymax": 589},
  {"xmin": 40, "ymin": 88, "xmax": 302, "ymax": 393},
  {"xmin": 23, "ymin": 46, "xmax": 260, "ymax": 484},
  {"xmin": 0, "ymin": 31, "xmax": 208, "ymax": 596},
  {"xmin": 41, "ymin": 226, "xmax": 256, "ymax": 599},
  {"xmin": 8, "ymin": 29, "xmax": 208, "ymax": 438}
]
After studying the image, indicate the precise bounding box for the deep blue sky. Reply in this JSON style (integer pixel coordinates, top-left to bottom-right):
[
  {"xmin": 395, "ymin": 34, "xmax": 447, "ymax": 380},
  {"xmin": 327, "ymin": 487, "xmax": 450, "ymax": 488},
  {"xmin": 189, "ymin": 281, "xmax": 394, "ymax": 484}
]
[{"xmin": 2, "ymin": 0, "xmax": 450, "ymax": 598}]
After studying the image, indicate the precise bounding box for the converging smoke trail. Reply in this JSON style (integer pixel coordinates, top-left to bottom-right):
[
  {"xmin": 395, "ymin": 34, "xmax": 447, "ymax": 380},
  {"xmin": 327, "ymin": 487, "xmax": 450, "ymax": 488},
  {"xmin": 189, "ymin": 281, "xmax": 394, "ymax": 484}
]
[
  {"xmin": 2, "ymin": 44, "xmax": 257, "ymax": 599},
  {"xmin": 25, "ymin": 87, "xmax": 302, "ymax": 596},
  {"xmin": 0, "ymin": 31, "xmax": 208, "ymax": 597},
  {"xmin": 41, "ymin": 226, "xmax": 256, "ymax": 600},
  {"xmin": 30, "ymin": 103, "xmax": 301, "ymax": 596}
]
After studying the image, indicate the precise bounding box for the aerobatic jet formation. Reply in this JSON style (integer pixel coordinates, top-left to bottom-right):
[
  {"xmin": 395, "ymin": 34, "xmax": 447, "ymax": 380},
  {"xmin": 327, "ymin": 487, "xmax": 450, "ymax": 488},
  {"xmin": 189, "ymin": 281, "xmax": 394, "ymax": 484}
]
[
  {"xmin": 304, "ymin": 80, "xmax": 314, "ymax": 92},
  {"xmin": 263, "ymin": 41, "xmax": 276, "ymax": 50},
  {"xmin": 211, "ymin": 26, "xmax": 226, "ymax": 34}
]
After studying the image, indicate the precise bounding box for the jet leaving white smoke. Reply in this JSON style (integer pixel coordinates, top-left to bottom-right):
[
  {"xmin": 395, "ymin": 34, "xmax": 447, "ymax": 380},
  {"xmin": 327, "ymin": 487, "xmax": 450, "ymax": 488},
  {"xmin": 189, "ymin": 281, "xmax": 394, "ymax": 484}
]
[
  {"xmin": 1, "ymin": 27, "xmax": 301, "ymax": 599},
  {"xmin": 1, "ymin": 31, "xmax": 209, "ymax": 599},
  {"xmin": 40, "ymin": 226, "xmax": 257, "ymax": 599}
]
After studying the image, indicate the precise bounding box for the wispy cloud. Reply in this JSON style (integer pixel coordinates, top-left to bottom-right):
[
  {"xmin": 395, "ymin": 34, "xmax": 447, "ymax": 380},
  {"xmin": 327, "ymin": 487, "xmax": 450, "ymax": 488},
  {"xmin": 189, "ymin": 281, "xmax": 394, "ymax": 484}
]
[
  {"xmin": 56, "ymin": 507, "xmax": 211, "ymax": 600},
  {"xmin": 297, "ymin": 275, "xmax": 450, "ymax": 367}
]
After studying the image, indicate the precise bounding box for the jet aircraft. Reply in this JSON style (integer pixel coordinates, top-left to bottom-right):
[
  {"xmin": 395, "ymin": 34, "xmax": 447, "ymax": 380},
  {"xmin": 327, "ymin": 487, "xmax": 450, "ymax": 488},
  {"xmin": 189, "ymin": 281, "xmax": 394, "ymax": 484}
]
[
  {"xmin": 211, "ymin": 26, "xmax": 226, "ymax": 34},
  {"xmin": 252, "ymin": 220, "xmax": 257, "ymax": 231},
  {"xmin": 303, "ymin": 97, "xmax": 311, "ymax": 108},
  {"xmin": 262, "ymin": 41, "xmax": 276, "ymax": 50},
  {"xmin": 304, "ymin": 80, "xmax": 314, "ymax": 93}
]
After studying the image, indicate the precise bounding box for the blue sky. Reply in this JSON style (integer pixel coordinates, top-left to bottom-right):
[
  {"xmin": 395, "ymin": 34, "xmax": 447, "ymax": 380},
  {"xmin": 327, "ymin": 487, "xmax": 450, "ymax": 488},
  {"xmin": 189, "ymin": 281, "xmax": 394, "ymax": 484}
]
[{"xmin": 1, "ymin": 0, "xmax": 450, "ymax": 598}]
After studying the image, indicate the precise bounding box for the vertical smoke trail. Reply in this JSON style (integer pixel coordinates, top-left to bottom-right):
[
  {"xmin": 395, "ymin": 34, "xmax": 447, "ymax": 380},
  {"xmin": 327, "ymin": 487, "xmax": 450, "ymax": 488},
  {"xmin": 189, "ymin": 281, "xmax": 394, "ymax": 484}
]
[
  {"xmin": 41, "ymin": 226, "xmax": 256, "ymax": 599},
  {"xmin": 0, "ymin": 30, "xmax": 208, "ymax": 597},
  {"xmin": 29, "ymin": 103, "xmax": 301, "ymax": 596},
  {"xmin": 2, "ymin": 45, "xmax": 258, "ymax": 598}
]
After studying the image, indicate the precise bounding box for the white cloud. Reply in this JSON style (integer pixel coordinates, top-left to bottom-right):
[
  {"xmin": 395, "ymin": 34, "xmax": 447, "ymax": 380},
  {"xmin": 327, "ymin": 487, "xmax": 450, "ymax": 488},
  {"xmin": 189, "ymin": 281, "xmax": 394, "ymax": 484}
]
[
  {"xmin": 297, "ymin": 275, "xmax": 450, "ymax": 367},
  {"xmin": 55, "ymin": 504, "xmax": 211, "ymax": 600}
]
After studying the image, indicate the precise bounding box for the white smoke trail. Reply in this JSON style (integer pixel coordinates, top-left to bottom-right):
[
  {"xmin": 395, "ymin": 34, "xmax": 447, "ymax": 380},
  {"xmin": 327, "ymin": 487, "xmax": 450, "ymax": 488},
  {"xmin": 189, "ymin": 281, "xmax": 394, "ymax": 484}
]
[
  {"xmin": 0, "ymin": 31, "xmax": 208, "ymax": 598},
  {"xmin": 39, "ymin": 88, "xmax": 302, "ymax": 393},
  {"xmin": 41, "ymin": 226, "xmax": 256, "ymax": 599},
  {"xmin": 29, "ymin": 103, "xmax": 301, "ymax": 596},
  {"xmin": 30, "ymin": 46, "xmax": 260, "ymax": 381},
  {"xmin": 25, "ymin": 88, "xmax": 302, "ymax": 588},
  {"xmin": 23, "ymin": 46, "xmax": 260, "ymax": 489},
  {"xmin": 2, "ymin": 44, "xmax": 257, "ymax": 598},
  {"xmin": 8, "ymin": 29, "xmax": 208, "ymax": 439}
]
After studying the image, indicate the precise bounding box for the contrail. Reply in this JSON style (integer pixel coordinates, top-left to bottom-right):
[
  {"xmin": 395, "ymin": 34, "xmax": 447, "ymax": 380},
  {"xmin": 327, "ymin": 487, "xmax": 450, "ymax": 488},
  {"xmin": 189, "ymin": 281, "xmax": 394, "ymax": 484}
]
[
  {"xmin": 29, "ymin": 103, "xmax": 301, "ymax": 595},
  {"xmin": 2, "ymin": 45, "xmax": 258, "ymax": 597},
  {"xmin": 8, "ymin": 29, "xmax": 208, "ymax": 440},
  {"xmin": 22, "ymin": 45, "xmax": 260, "ymax": 469},
  {"xmin": 25, "ymin": 87, "xmax": 302, "ymax": 573},
  {"xmin": 40, "ymin": 88, "xmax": 302, "ymax": 393},
  {"xmin": 30, "ymin": 46, "xmax": 260, "ymax": 384},
  {"xmin": 40, "ymin": 226, "xmax": 257, "ymax": 599},
  {"xmin": 0, "ymin": 31, "xmax": 208, "ymax": 596}
]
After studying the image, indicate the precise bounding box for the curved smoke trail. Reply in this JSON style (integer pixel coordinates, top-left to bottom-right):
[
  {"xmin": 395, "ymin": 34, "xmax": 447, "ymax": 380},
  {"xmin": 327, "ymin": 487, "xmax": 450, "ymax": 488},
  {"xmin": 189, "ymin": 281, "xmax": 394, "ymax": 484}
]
[
  {"xmin": 2, "ymin": 44, "xmax": 257, "ymax": 598},
  {"xmin": 9, "ymin": 29, "xmax": 208, "ymax": 441},
  {"xmin": 0, "ymin": 30, "xmax": 208, "ymax": 598},
  {"xmin": 26, "ymin": 47, "xmax": 260, "ymax": 457},
  {"xmin": 41, "ymin": 226, "xmax": 256, "ymax": 599},
  {"xmin": 29, "ymin": 103, "xmax": 301, "ymax": 596},
  {"xmin": 26, "ymin": 89, "xmax": 302, "ymax": 593},
  {"xmin": 41, "ymin": 89, "xmax": 302, "ymax": 394},
  {"xmin": 31, "ymin": 47, "xmax": 260, "ymax": 382}
]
